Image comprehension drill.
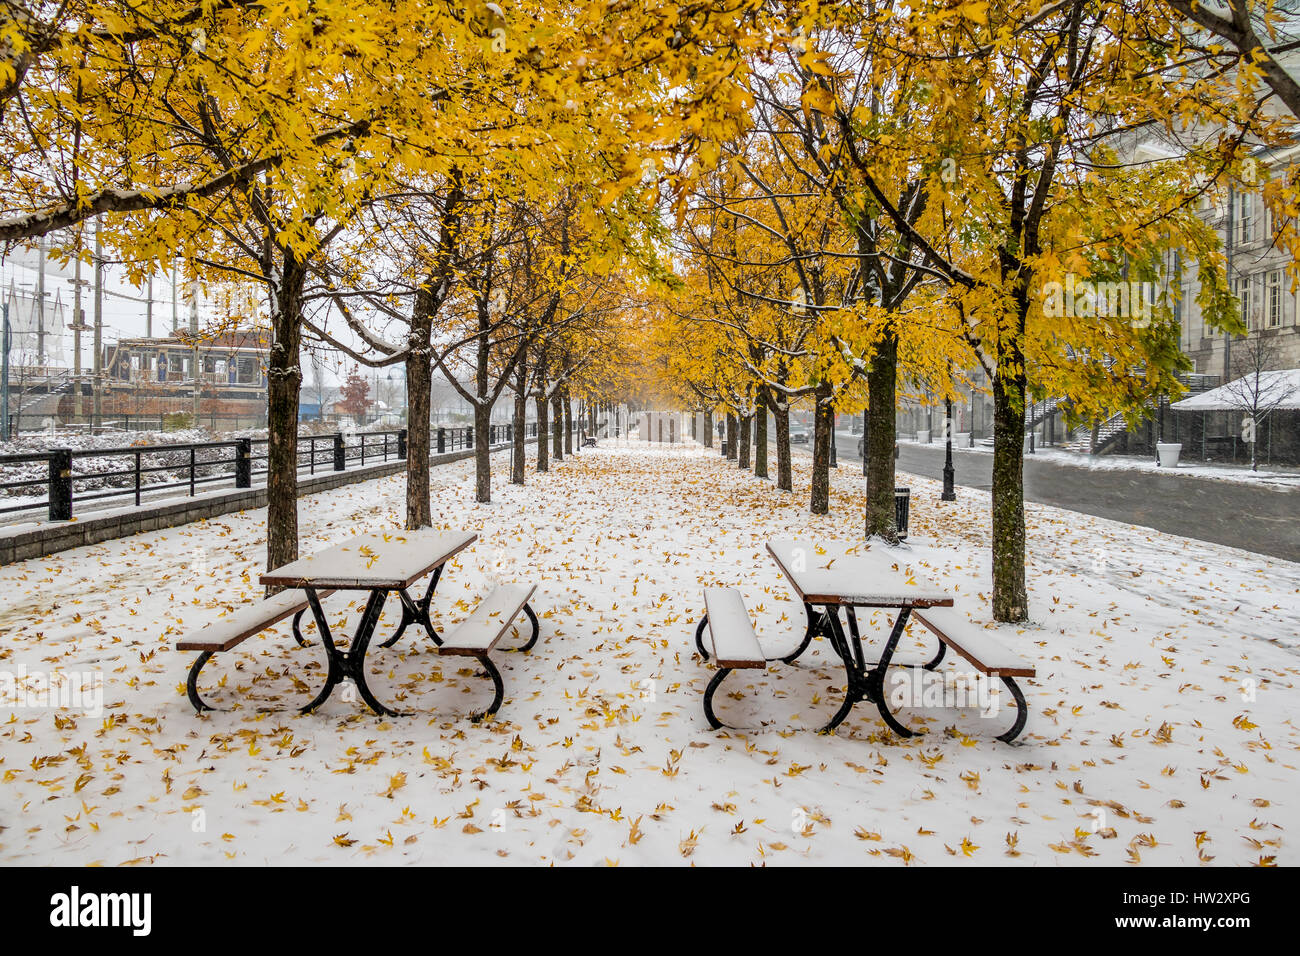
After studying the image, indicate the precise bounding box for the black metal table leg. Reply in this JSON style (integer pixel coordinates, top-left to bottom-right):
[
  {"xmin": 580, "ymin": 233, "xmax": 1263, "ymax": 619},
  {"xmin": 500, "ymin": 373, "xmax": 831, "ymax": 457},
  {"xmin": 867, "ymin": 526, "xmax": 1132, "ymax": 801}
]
[
  {"xmin": 380, "ymin": 563, "xmax": 444, "ymax": 648},
  {"xmin": 821, "ymin": 606, "xmax": 863, "ymax": 732},
  {"xmin": 347, "ymin": 589, "xmax": 401, "ymax": 716},
  {"xmin": 996, "ymin": 676, "xmax": 1029, "ymax": 743},
  {"xmin": 702, "ymin": 667, "xmax": 734, "ymax": 729},
  {"xmin": 517, "ymin": 602, "xmax": 540, "ymax": 651},
  {"xmin": 865, "ymin": 607, "xmax": 917, "ymax": 738},
  {"xmin": 299, "ymin": 587, "xmax": 401, "ymax": 717},
  {"xmin": 694, "ymin": 614, "xmax": 710, "ymax": 660},
  {"xmin": 186, "ymin": 651, "xmax": 216, "ymax": 712}
]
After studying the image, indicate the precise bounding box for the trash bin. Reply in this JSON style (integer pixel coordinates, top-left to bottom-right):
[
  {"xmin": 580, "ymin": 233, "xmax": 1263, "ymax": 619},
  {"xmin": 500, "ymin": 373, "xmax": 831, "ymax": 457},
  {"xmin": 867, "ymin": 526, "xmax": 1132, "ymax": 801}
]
[
  {"xmin": 895, "ymin": 487, "xmax": 910, "ymax": 540},
  {"xmin": 720, "ymin": 441, "xmax": 729, "ymax": 457}
]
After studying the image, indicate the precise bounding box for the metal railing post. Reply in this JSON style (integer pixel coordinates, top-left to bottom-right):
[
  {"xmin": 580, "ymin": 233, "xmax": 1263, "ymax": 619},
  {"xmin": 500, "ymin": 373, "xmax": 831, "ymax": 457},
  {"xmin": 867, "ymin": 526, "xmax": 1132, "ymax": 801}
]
[
  {"xmin": 398, "ymin": 428, "xmax": 407, "ymax": 459},
  {"xmin": 235, "ymin": 437, "xmax": 252, "ymax": 488},
  {"xmin": 49, "ymin": 449, "xmax": 72, "ymax": 520},
  {"xmin": 437, "ymin": 427, "xmax": 446, "ymax": 454},
  {"xmin": 333, "ymin": 433, "xmax": 345, "ymax": 471}
]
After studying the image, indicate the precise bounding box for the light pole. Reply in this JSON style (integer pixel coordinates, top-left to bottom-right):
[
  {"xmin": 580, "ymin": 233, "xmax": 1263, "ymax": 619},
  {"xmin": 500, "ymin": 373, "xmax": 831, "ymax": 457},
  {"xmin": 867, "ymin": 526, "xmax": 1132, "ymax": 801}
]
[
  {"xmin": 942, "ymin": 396, "xmax": 956, "ymax": 501},
  {"xmin": 1, "ymin": 298, "xmax": 10, "ymax": 442}
]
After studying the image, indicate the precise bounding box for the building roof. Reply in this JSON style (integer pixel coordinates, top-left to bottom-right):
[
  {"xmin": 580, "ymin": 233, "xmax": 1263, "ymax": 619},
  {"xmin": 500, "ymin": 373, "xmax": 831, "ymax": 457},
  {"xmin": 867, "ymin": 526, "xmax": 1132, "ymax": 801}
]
[{"xmin": 1172, "ymin": 368, "xmax": 1300, "ymax": 411}]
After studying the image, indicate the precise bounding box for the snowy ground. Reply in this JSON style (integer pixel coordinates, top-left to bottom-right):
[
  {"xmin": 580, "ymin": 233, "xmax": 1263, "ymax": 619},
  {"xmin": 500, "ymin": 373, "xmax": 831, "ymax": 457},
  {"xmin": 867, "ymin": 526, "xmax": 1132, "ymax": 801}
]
[{"xmin": 0, "ymin": 439, "xmax": 1294, "ymax": 866}]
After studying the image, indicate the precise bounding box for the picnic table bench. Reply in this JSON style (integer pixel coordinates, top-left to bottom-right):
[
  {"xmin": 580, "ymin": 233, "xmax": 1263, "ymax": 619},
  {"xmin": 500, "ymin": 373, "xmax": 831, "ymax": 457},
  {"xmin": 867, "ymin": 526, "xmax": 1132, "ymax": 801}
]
[
  {"xmin": 178, "ymin": 529, "xmax": 540, "ymax": 719},
  {"xmin": 439, "ymin": 582, "xmax": 539, "ymax": 718},
  {"xmin": 177, "ymin": 588, "xmax": 335, "ymax": 712},
  {"xmin": 694, "ymin": 587, "xmax": 767, "ymax": 729},
  {"xmin": 693, "ymin": 539, "xmax": 1035, "ymax": 742},
  {"xmin": 909, "ymin": 606, "xmax": 1035, "ymax": 742}
]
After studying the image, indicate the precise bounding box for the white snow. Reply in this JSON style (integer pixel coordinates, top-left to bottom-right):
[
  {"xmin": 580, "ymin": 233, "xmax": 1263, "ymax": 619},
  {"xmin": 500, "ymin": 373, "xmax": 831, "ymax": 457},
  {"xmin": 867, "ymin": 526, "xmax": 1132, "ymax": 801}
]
[{"xmin": 0, "ymin": 439, "xmax": 1294, "ymax": 866}]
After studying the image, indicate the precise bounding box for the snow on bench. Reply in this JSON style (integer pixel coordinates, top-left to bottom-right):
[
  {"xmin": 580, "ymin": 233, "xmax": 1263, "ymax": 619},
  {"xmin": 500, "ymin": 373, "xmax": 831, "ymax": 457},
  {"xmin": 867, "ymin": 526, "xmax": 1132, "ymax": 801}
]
[
  {"xmin": 910, "ymin": 607, "xmax": 1036, "ymax": 677},
  {"xmin": 694, "ymin": 587, "xmax": 767, "ymax": 729},
  {"xmin": 177, "ymin": 588, "xmax": 335, "ymax": 711},
  {"xmin": 438, "ymin": 583, "xmax": 539, "ymax": 720},
  {"xmin": 698, "ymin": 587, "xmax": 766, "ymax": 668},
  {"xmin": 910, "ymin": 606, "xmax": 1035, "ymax": 742}
]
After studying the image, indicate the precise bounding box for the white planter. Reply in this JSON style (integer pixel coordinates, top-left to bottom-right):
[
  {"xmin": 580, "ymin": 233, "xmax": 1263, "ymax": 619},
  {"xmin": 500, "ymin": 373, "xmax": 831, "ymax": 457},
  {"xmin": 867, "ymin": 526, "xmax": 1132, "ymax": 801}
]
[
  {"xmin": 1156, "ymin": 442, "xmax": 1182, "ymax": 467},
  {"xmin": 955, "ymin": 431, "xmax": 970, "ymax": 447},
  {"xmin": 917, "ymin": 429, "xmax": 932, "ymax": 444}
]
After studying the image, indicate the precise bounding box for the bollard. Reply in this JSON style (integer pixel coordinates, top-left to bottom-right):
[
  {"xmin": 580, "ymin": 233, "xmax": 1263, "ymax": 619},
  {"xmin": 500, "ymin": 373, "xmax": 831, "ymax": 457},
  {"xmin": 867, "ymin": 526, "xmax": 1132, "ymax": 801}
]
[
  {"xmin": 49, "ymin": 449, "xmax": 73, "ymax": 521},
  {"xmin": 333, "ymin": 433, "xmax": 346, "ymax": 471},
  {"xmin": 437, "ymin": 427, "xmax": 446, "ymax": 454},
  {"xmin": 235, "ymin": 437, "xmax": 252, "ymax": 488},
  {"xmin": 895, "ymin": 487, "xmax": 910, "ymax": 540},
  {"xmin": 397, "ymin": 428, "xmax": 407, "ymax": 460}
]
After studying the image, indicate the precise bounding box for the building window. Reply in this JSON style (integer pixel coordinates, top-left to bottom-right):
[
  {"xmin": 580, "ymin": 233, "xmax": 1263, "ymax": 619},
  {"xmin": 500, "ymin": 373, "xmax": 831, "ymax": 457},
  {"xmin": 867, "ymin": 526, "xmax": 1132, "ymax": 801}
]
[
  {"xmin": 1268, "ymin": 270, "xmax": 1284, "ymax": 328},
  {"xmin": 1236, "ymin": 192, "xmax": 1253, "ymax": 245},
  {"xmin": 1234, "ymin": 276, "xmax": 1253, "ymax": 329}
]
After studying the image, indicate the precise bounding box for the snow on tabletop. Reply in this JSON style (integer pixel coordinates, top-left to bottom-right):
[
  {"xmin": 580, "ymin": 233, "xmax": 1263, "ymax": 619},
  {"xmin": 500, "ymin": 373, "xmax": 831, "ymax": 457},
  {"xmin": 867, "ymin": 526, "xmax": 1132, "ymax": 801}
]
[
  {"xmin": 0, "ymin": 439, "xmax": 1294, "ymax": 866},
  {"xmin": 260, "ymin": 529, "xmax": 477, "ymax": 589},
  {"xmin": 767, "ymin": 537, "xmax": 951, "ymax": 605}
]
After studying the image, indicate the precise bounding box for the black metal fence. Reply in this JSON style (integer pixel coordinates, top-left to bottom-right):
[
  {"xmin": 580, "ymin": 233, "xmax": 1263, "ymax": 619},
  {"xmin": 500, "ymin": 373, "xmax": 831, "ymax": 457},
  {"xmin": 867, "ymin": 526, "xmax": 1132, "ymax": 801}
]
[{"xmin": 1, "ymin": 421, "xmax": 539, "ymax": 521}]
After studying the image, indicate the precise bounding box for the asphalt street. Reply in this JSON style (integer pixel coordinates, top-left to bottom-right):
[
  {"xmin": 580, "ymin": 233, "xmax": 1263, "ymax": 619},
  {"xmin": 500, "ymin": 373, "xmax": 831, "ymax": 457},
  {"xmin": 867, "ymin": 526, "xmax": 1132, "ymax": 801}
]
[{"xmin": 813, "ymin": 431, "xmax": 1299, "ymax": 563}]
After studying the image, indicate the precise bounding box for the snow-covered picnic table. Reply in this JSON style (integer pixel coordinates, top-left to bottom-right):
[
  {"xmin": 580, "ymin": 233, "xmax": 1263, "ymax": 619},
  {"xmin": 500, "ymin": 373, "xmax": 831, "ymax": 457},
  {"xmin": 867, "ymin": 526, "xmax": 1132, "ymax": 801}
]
[
  {"xmin": 256, "ymin": 529, "xmax": 479, "ymax": 716},
  {"xmin": 766, "ymin": 538, "xmax": 953, "ymax": 735}
]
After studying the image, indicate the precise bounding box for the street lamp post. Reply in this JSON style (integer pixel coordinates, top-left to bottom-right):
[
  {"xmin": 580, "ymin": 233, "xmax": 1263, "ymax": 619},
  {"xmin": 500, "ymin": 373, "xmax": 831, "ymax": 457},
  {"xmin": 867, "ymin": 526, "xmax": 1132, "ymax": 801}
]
[{"xmin": 942, "ymin": 395, "xmax": 956, "ymax": 501}]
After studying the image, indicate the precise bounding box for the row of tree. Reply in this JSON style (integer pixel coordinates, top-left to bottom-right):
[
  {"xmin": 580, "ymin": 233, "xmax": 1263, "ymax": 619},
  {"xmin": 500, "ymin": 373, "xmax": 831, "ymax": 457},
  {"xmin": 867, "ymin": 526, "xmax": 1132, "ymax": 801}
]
[
  {"xmin": 4, "ymin": 1, "xmax": 1299, "ymax": 617},
  {"xmin": 643, "ymin": 0, "xmax": 1296, "ymax": 622},
  {"xmin": 0, "ymin": 0, "xmax": 763, "ymax": 572}
]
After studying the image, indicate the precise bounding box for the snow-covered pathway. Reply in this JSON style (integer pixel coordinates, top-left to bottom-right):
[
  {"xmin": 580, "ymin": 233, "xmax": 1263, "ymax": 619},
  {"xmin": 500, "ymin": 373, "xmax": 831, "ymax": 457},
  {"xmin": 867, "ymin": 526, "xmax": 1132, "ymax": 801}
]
[{"xmin": 0, "ymin": 440, "xmax": 1294, "ymax": 865}]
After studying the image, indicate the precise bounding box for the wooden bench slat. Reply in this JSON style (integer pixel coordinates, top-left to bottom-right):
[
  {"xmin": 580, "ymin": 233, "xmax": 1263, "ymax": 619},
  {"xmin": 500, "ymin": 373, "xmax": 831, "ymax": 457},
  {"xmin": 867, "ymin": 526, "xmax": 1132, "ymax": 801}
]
[
  {"xmin": 911, "ymin": 608, "xmax": 1036, "ymax": 678},
  {"xmin": 440, "ymin": 584, "xmax": 537, "ymax": 657},
  {"xmin": 703, "ymin": 588, "xmax": 765, "ymax": 668},
  {"xmin": 176, "ymin": 589, "xmax": 335, "ymax": 652}
]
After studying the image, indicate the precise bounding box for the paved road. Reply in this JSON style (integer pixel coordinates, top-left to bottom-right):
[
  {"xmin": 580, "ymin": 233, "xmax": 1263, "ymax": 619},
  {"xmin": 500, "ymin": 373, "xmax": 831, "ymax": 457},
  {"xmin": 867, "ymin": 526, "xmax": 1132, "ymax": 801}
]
[{"xmin": 820, "ymin": 431, "xmax": 1299, "ymax": 563}]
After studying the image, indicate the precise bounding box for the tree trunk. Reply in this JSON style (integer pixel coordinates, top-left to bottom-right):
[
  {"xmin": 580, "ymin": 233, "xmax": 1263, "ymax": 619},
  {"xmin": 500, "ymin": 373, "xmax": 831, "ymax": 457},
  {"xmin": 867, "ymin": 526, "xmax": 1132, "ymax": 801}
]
[
  {"xmin": 474, "ymin": 400, "xmax": 492, "ymax": 502},
  {"xmin": 564, "ymin": 390, "xmax": 573, "ymax": 455},
  {"xmin": 738, "ymin": 412, "xmax": 751, "ymax": 469},
  {"xmin": 512, "ymin": 362, "xmax": 526, "ymax": 485},
  {"xmin": 811, "ymin": 381, "xmax": 833, "ymax": 514},
  {"xmin": 266, "ymin": 254, "xmax": 307, "ymax": 578},
  {"xmin": 552, "ymin": 393, "xmax": 564, "ymax": 461},
  {"xmin": 864, "ymin": 330, "xmax": 899, "ymax": 541},
  {"xmin": 703, "ymin": 410, "xmax": 714, "ymax": 448},
  {"xmin": 772, "ymin": 400, "xmax": 792, "ymax": 492},
  {"xmin": 726, "ymin": 412, "xmax": 737, "ymax": 459},
  {"xmin": 535, "ymin": 391, "xmax": 550, "ymax": 472},
  {"xmin": 754, "ymin": 393, "xmax": 769, "ymax": 478},
  {"xmin": 991, "ymin": 361, "xmax": 1029, "ymax": 623},
  {"xmin": 405, "ymin": 300, "xmax": 433, "ymax": 529},
  {"xmin": 472, "ymin": 311, "xmax": 492, "ymax": 503}
]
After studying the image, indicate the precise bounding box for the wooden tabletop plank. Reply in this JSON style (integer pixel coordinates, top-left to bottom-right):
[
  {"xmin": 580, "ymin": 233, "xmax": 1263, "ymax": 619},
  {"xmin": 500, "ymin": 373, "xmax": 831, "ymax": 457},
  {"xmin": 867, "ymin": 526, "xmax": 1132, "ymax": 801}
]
[
  {"xmin": 766, "ymin": 538, "xmax": 952, "ymax": 608},
  {"xmin": 259, "ymin": 529, "xmax": 478, "ymax": 590}
]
